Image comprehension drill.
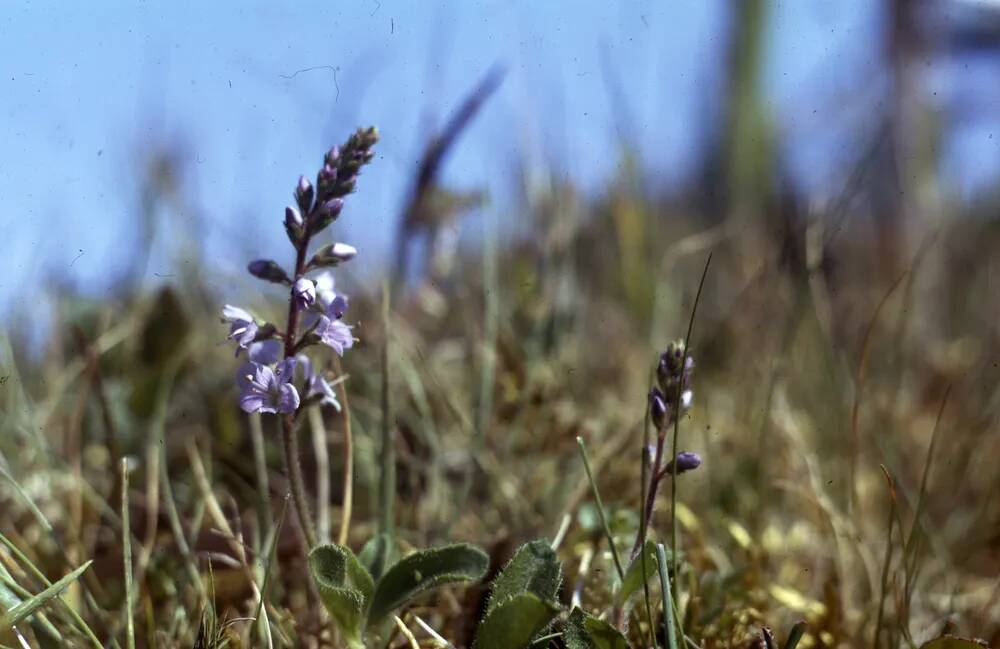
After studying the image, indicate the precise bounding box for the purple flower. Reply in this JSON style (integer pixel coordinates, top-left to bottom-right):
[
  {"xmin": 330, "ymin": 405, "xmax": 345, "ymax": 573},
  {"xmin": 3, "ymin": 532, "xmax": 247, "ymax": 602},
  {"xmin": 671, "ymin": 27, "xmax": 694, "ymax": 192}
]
[
  {"xmin": 313, "ymin": 272, "xmax": 340, "ymax": 309},
  {"xmin": 222, "ymin": 305, "xmax": 259, "ymax": 355},
  {"xmin": 304, "ymin": 272, "xmax": 350, "ymax": 327},
  {"xmin": 293, "ymin": 278, "xmax": 316, "ymax": 311},
  {"xmin": 664, "ymin": 451, "xmax": 701, "ymax": 475},
  {"xmin": 237, "ymin": 358, "xmax": 300, "ymax": 414},
  {"xmin": 315, "ymin": 315, "xmax": 354, "ymax": 356},
  {"xmin": 296, "ymin": 355, "xmax": 341, "ymax": 410}
]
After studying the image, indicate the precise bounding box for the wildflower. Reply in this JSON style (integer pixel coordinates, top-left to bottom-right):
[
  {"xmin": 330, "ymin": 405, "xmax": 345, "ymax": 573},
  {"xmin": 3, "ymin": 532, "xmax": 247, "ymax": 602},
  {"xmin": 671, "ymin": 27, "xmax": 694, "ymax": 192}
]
[
  {"xmin": 297, "ymin": 355, "xmax": 341, "ymax": 410},
  {"xmin": 315, "ymin": 315, "xmax": 354, "ymax": 356},
  {"xmin": 663, "ymin": 451, "xmax": 701, "ymax": 475},
  {"xmin": 312, "ymin": 271, "xmax": 341, "ymax": 309},
  {"xmin": 222, "ymin": 304, "xmax": 259, "ymax": 354},
  {"xmin": 238, "ymin": 358, "xmax": 300, "ymax": 414},
  {"xmin": 293, "ymin": 278, "xmax": 316, "ymax": 311}
]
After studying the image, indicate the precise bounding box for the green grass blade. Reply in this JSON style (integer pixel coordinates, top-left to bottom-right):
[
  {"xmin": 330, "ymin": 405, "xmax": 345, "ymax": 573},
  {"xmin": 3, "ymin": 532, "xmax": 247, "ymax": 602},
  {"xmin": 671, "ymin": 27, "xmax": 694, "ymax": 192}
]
[
  {"xmin": 0, "ymin": 560, "xmax": 93, "ymax": 629},
  {"xmin": 655, "ymin": 543, "xmax": 677, "ymax": 649}
]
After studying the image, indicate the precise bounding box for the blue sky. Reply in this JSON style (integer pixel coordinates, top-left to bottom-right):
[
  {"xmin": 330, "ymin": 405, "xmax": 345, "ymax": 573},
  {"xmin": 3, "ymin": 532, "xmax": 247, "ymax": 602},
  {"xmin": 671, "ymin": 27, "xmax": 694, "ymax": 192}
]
[{"xmin": 1, "ymin": 1, "xmax": 997, "ymax": 320}]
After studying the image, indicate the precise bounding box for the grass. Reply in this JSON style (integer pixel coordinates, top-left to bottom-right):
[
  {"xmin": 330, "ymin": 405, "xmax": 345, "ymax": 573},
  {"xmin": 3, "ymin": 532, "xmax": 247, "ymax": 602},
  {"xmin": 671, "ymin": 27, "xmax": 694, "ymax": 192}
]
[{"xmin": 2, "ymin": 131, "xmax": 1000, "ymax": 648}]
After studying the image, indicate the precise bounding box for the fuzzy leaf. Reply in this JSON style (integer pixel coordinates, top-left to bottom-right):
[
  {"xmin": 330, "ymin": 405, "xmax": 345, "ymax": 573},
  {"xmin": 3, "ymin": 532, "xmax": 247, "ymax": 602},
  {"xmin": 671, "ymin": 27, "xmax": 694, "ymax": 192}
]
[
  {"xmin": 366, "ymin": 543, "xmax": 489, "ymax": 626},
  {"xmin": 358, "ymin": 533, "xmax": 395, "ymax": 581},
  {"xmin": 475, "ymin": 592, "xmax": 560, "ymax": 649},
  {"xmin": 564, "ymin": 608, "xmax": 630, "ymax": 649},
  {"xmin": 919, "ymin": 637, "xmax": 989, "ymax": 649},
  {"xmin": 486, "ymin": 539, "xmax": 561, "ymax": 615},
  {"xmin": 617, "ymin": 540, "xmax": 660, "ymax": 605},
  {"xmin": 308, "ymin": 545, "xmax": 375, "ymax": 646}
]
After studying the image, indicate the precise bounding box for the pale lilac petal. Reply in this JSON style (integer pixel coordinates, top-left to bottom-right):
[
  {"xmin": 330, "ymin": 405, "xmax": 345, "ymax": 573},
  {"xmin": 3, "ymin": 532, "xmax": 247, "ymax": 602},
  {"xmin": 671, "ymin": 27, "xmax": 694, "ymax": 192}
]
[
  {"xmin": 222, "ymin": 305, "xmax": 254, "ymax": 323},
  {"xmin": 276, "ymin": 357, "xmax": 297, "ymax": 382},
  {"xmin": 277, "ymin": 384, "xmax": 300, "ymax": 413},
  {"xmin": 240, "ymin": 393, "xmax": 267, "ymax": 413},
  {"xmin": 328, "ymin": 294, "xmax": 348, "ymax": 319},
  {"xmin": 293, "ymin": 278, "xmax": 316, "ymax": 311},
  {"xmin": 316, "ymin": 316, "xmax": 354, "ymax": 356},
  {"xmin": 309, "ymin": 374, "xmax": 341, "ymax": 410}
]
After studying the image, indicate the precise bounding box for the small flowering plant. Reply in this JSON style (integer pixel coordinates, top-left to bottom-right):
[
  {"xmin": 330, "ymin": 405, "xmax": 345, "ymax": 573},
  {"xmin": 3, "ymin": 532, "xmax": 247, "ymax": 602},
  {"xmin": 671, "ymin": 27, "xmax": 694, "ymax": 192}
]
[{"xmin": 220, "ymin": 127, "xmax": 378, "ymax": 548}]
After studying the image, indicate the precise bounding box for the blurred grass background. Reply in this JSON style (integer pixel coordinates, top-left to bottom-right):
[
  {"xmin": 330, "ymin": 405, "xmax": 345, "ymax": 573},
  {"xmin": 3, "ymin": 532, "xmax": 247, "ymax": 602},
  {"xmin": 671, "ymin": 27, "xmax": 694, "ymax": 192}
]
[{"xmin": 2, "ymin": 1, "xmax": 1000, "ymax": 647}]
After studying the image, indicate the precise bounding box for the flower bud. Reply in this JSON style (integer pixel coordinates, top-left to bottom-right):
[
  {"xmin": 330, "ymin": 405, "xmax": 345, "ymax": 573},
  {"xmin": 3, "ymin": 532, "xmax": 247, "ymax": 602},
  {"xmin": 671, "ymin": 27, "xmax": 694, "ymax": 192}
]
[
  {"xmin": 295, "ymin": 176, "xmax": 314, "ymax": 214},
  {"xmin": 248, "ymin": 259, "xmax": 291, "ymax": 285},
  {"xmin": 663, "ymin": 451, "xmax": 701, "ymax": 475},
  {"xmin": 308, "ymin": 242, "xmax": 357, "ymax": 269},
  {"xmin": 292, "ymin": 278, "xmax": 316, "ymax": 311},
  {"xmin": 285, "ymin": 206, "xmax": 303, "ymax": 228},
  {"xmin": 308, "ymin": 198, "xmax": 344, "ymax": 235},
  {"xmin": 649, "ymin": 387, "xmax": 668, "ymax": 430},
  {"xmin": 324, "ymin": 146, "xmax": 341, "ymax": 166},
  {"xmin": 284, "ymin": 206, "xmax": 304, "ymax": 245}
]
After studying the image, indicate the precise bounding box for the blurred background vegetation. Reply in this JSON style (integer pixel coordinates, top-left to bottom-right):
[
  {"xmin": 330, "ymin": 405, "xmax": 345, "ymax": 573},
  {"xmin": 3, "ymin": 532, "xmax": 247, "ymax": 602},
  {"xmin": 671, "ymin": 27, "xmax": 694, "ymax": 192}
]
[{"xmin": 2, "ymin": 1, "xmax": 1000, "ymax": 647}]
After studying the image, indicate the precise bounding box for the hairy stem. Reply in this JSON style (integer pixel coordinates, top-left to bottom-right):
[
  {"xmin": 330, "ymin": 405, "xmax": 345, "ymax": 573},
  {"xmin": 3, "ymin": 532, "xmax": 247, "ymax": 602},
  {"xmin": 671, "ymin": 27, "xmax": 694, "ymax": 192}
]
[
  {"xmin": 281, "ymin": 230, "xmax": 317, "ymax": 549},
  {"xmin": 282, "ymin": 414, "xmax": 317, "ymax": 548}
]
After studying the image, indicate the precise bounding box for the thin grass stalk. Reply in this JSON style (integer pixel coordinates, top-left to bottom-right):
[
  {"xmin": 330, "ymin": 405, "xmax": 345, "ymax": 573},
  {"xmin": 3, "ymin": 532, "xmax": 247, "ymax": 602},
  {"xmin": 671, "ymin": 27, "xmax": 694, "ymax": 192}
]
[
  {"xmin": 874, "ymin": 465, "xmax": 898, "ymax": 649},
  {"xmin": 850, "ymin": 271, "xmax": 907, "ymax": 514},
  {"xmin": 669, "ymin": 253, "xmax": 711, "ymax": 622},
  {"xmin": 656, "ymin": 543, "xmax": 677, "ymax": 649},
  {"xmin": 575, "ymin": 437, "xmax": 626, "ymax": 583},
  {"xmin": 903, "ymin": 387, "xmax": 950, "ymax": 615},
  {"xmin": 248, "ymin": 412, "xmax": 272, "ymax": 540},
  {"xmin": 158, "ymin": 442, "xmax": 209, "ymax": 607},
  {"xmin": 120, "ymin": 459, "xmax": 135, "ymax": 649},
  {"xmin": 309, "ymin": 406, "xmax": 331, "ymax": 544},
  {"xmin": 379, "ymin": 279, "xmax": 396, "ymax": 540},
  {"xmin": 334, "ymin": 355, "xmax": 355, "ymax": 546}
]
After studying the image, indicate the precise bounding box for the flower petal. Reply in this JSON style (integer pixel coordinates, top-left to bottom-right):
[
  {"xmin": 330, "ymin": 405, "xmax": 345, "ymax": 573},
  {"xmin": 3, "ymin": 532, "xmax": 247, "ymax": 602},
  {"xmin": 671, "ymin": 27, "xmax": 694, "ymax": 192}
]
[
  {"xmin": 222, "ymin": 304, "xmax": 254, "ymax": 323},
  {"xmin": 249, "ymin": 340, "xmax": 282, "ymax": 365},
  {"xmin": 277, "ymin": 384, "xmax": 300, "ymax": 413}
]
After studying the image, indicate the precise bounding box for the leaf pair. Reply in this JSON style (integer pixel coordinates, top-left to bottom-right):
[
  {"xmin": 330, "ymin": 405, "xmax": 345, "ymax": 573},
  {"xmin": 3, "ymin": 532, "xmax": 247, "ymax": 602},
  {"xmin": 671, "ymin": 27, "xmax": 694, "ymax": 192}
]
[
  {"xmin": 564, "ymin": 608, "xmax": 629, "ymax": 649},
  {"xmin": 476, "ymin": 540, "xmax": 563, "ymax": 649},
  {"xmin": 309, "ymin": 541, "xmax": 488, "ymax": 648}
]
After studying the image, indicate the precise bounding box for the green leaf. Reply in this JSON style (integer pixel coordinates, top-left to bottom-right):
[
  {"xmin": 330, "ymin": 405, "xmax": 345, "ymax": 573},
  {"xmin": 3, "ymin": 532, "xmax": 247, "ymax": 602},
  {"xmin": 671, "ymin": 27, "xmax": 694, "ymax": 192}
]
[
  {"xmin": 617, "ymin": 540, "xmax": 660, "ymax": 605},
  {"xmin": 486, "ymin": 540, "xmax": 562, "ymax": 615},
  {"xmin": 0, "ymin": 560, "xmax": 92, "ymax": 630},
  {"xmin": 366, "ymin": 543, "xmax": 489, "ymax": 626},
  {"xmin": 358, "ymin": 533, "xmax": 395, "ymax": 581},
  {"xmin": 564, "ymin": 608, "xmax": 630, "ymax": 649},
  {"xmin": 475, "ymin": 592, "xmax": 560, "ymax": 649},
  {"xmin": 918, "ymin": 637, "xmax": 989, "ymax": 649},
  {"xmin": 308, "ymin": 545, "xmax": 375, "ymax": 646}
]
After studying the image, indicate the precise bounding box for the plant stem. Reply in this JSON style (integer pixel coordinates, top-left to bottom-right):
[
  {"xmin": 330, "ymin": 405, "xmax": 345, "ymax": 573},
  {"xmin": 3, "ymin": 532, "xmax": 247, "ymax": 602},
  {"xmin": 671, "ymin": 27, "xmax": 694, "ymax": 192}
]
[{"xmin": 281, "ymin": 230, "xmax": 317, "ymax": 549}]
